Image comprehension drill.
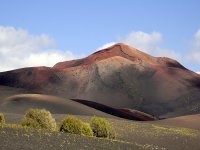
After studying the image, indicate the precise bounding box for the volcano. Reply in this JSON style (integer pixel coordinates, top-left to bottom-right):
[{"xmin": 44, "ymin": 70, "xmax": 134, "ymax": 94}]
[{"xmin": 0, "ymin": 43, "xmax": 200, "ymax": 118}]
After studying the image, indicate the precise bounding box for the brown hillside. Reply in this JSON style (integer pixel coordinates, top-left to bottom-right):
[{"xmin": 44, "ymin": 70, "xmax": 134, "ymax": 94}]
[{"xmin": 0, "ymin": 43, "xmax": 200, "ymax": 118}]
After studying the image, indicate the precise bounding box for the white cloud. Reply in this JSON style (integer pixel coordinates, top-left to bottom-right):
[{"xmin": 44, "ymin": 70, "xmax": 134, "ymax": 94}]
[
  {"xmin": 97, "ymin": 42, "xmax": 116, "ymax": 50},
  {"xmin": 196, "ymin": 72, "xmax": 200, "ymax": 74},
  {"xmin": 120, "ymin": 31, "xmax": 181, "ymax": 61},
  {"xmin": 122, "ymin": 31, "xmax": 162, "ymax": 51},
  {"xmin": 0, "ymin": 26, "xmax": 79, "ymax": 72},
  {"xmin": 187, "ymin": 29, "xmax": 200, "ymax": 64},
  {"xmin": 23, "ymin": 50, "xmax": 76, "ymax": 67}
]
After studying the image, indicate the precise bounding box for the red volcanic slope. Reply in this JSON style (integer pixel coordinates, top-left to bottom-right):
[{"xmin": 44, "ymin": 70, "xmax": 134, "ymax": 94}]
[{"xmin": 0, "ymin": 43, "xmax": 200, "ymax": 118}]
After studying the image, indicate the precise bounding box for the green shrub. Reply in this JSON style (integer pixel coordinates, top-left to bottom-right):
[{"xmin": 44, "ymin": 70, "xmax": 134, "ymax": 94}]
[
  {"xmin": 0, "ymin": 113, "xmax": 5, "ymax": 124},
  {"xmin": 21, "ymin": 108, "xmax": 57, "ymax": 131},
  {"xmin": 82, "ymin": 123, "xmax": 93, "ymax": 136},
  {"xmin": 60, "ymin": 115, "xmax": 82, "ymax": 134},
  {"xmin": 60, "ymin": 115, "xmax": 93, "ymax": 136},
  {"xmin": 22, "ymin": 117, "xmax": 40, "ymax": 128},
  {"xmin": 90, "ymin": 116, "xmax": 112, "ymax": 138}
]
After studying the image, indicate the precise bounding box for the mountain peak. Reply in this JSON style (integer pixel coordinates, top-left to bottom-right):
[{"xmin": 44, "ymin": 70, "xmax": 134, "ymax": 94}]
[
  {"xmin": 53, "ymin": 43, "xmax": 187, "ymax": 70},
  {"xmin": 94, "ymin": 43, "xmax": 141, "ymax": 55},
  {"xmin": 54, "ymin": 43, "xmax": 156, "ymax": 69}
]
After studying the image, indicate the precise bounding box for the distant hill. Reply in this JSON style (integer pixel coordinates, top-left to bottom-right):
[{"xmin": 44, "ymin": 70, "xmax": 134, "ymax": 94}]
[{"xmin": 0, "ymin": 43, "xmax": 200, "ymax": 118}]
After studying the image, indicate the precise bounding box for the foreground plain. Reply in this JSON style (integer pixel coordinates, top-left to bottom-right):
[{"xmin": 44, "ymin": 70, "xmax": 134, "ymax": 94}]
[{"xmin": 0, "ymin": 114, "xmax": 200, "ymax": 150}]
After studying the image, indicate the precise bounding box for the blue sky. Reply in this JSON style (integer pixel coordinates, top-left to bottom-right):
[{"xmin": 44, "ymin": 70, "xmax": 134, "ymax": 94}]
[{"xmin": 0, "ymin": 0, "xmax": 200, "ymax": 72}]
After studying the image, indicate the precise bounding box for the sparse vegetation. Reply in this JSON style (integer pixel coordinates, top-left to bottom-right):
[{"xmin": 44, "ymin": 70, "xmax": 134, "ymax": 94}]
[
  {"xmin": 60, "ymin": 115, "xmax": 93, "ymax": 136},
  {"xmin": 0, "ymin": 113, "xmax": 5, "ymax": 125},
  {"xmin": 90, "ymin": 116, "xmax": 114, "ymax": 138},
  {"xmin": 21, "ymin": 108, "xmax": 57, "ymax": 131},
  {"xmin": 152, "ymin": 125, "xmax": 198, "ymax": 137}
]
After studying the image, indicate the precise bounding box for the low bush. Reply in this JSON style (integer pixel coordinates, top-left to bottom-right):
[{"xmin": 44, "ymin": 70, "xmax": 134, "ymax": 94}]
[
  {"xmin": 90, "ymin": 116, "xmax": 114, "ymax": 138},
  {"xmin": 82, "ymin": 122, "xmax": 93, "ymax": 136},
  {"xmin": 60, "ymin": 115, "xmax": 93, "ymax": 136},
  {"xmin": 0, "ymin": 113, "xmax": 5, "ymax": 124},
  {"xmin": 21, "ymin": 108, "xmax": 57, "ymax": 131}
]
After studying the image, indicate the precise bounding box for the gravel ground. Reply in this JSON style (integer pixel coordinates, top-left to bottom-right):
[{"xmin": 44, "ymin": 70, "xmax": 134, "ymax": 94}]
[{"xmin": 1, "ymin": 114, "xmax": 200, "ymax": 150}]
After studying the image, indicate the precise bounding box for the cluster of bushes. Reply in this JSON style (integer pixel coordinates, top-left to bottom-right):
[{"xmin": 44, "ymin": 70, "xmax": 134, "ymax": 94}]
[{"xmin": 0, "ymin": 109, "xmax": 115, "ymax": 139}]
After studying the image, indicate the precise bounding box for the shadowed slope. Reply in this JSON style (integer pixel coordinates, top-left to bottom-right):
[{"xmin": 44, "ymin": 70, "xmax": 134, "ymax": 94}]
[{"xmin": 72, "ymin": 99, "xmax": 156, "ymax": 121}]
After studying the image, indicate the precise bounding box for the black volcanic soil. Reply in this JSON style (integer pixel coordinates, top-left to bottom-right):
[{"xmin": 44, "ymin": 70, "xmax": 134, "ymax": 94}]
[
  {"xmin": 1, "ymin": 114, "xmax": 200, "ymax": 150},
  {"xmin": 0, "ymin": 127, "xmax": 136, "ymax": 150}
]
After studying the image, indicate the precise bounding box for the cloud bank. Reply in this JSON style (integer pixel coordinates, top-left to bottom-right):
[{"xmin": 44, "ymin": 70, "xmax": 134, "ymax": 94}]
[{"xmin": 0, "ymin": 26, "xmax": 79, "ymax": 72}]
